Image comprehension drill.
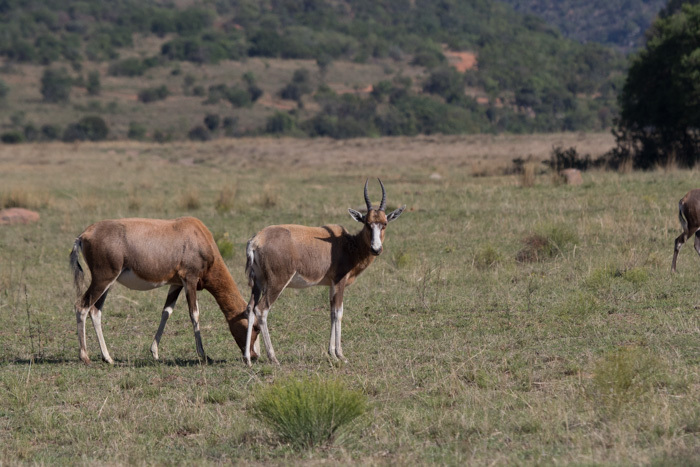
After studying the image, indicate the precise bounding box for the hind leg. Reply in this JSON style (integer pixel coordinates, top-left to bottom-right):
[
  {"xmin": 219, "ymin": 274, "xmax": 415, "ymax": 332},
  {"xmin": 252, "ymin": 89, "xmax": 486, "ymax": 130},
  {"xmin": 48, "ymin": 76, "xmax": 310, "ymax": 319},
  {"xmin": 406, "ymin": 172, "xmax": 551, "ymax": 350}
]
[
  {"xmin": 672, "ymin": 232, "xmax": 688, "ymax": 273},
  {"xmin": 76, "ymin": 276, "xmax": 117, "ymax": 364},
  {"xmin": 183, "ymin": 280, "xmax": 206, "ymax": 361},
  {"xmin": 90, "ymin": 291, "xmax": 113, "ymax": 364}
]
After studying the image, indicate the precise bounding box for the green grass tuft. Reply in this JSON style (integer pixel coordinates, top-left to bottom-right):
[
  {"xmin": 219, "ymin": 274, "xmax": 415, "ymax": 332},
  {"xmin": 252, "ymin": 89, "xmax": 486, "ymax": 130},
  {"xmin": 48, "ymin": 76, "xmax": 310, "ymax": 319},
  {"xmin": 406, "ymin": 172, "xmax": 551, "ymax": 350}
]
[{"xmin": 251, "ymin": 376, "xmax": 366, "ymax": 449}]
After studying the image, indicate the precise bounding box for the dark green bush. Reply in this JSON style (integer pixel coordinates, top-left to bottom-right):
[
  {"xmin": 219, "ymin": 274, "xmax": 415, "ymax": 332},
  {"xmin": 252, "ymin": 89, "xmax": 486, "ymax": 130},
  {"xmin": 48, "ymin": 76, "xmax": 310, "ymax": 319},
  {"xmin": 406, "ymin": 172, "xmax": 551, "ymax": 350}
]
[
  {"xmin": 1, "ymin": 131, "xmax": 24, "ymax": 144},
  {"xmin": 266, "ymin": 112, "xmax": 296, "ymax": 135},
  {"xmin": 41, "ymin": 124, "xmax": 61, "ymax": 141},
  {"xmin": 138, "ymin": 85, "xmax": 169, "ymax": 103},
  {"xmin": 108, "ymin": 58, "xmax": 147, "ymax": 77},
  {"xmin": 62, "ymin": 116, "xmax": 109, "ymax": 142},
  {"xmin": 188, "ymin": 125, "xmax": 210, "ymax": 141},
  {"xmin": 204, "ymin": 114, "xmax": 220, "ymax": 131},
  {"xmin": 127, "ymin": 122, "xmax": 147, "ymax": 140},
  {"xmin": 86, "ymin": 71, "xmax": 100, "ymax": 95},
  {"xmin": 40, "ymin": 68, "xmax": 72, "ymax": 103}
]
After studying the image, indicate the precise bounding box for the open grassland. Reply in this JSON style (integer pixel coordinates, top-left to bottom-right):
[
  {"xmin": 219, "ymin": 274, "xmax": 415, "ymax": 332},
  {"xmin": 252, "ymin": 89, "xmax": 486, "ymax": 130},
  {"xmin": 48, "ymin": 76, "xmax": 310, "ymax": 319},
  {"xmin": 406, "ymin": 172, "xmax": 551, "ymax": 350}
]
[{"xmin": 0, "ymin": 133, "xmax": 699, "ymax": 464}]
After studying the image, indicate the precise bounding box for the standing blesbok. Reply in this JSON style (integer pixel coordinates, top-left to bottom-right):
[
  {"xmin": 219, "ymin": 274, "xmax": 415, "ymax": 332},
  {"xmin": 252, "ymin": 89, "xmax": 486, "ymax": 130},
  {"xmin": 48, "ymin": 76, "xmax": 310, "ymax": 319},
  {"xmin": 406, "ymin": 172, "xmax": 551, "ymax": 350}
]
[
  {"xmin": 672, "ymin": 189, "xmax": 700, "ymax": 272},
  {"xmin": 243, "ymin": 179, "xmax": 405, "ymax": 366},
  {"xmin": 69, "ymin": 217, "xmax": 259, "ymax": 364}
]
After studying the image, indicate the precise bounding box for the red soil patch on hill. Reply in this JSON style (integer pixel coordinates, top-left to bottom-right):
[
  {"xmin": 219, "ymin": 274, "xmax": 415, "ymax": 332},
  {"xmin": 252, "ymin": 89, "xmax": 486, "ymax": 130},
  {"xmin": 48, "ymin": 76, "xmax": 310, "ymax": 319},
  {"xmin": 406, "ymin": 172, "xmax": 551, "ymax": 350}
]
[{"xmin": 444, "ymin": 50, "xmax": 477, "ymax": 72}]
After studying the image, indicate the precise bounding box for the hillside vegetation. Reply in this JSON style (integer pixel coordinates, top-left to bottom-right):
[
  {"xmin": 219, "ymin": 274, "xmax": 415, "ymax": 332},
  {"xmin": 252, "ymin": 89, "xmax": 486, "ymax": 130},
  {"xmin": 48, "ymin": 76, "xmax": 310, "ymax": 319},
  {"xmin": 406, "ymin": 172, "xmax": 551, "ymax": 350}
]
[
  {"xmin": 500, "ymin": 0, "xmax": 667, "ymax": 52},
  {"xmin": 0, "ymin": 0, "xmax": 625, "ymax": 141}
]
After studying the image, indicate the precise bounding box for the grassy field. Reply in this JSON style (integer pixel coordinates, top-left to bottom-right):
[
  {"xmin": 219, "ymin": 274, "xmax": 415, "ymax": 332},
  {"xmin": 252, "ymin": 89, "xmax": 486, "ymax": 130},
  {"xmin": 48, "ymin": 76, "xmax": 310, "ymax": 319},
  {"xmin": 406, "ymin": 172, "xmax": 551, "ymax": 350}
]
[{"xmin": 1, "ymin": 133, "xmax": 699, "ymax": 464}]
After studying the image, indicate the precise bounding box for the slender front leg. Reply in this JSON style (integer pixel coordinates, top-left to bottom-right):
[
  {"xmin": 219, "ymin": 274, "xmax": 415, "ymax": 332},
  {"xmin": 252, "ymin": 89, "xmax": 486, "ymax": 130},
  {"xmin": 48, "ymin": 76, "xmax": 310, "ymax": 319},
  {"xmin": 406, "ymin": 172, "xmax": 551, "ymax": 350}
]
[
  {"xmin": 151, "ymin": 285, "xmax": 182, "ymax": 360},
  {"xmin": 328, "ymin": 282, "xmax": 347, "ymax": 362},
  {"xmin": 184, "ymin": 281, "xmax": 206, "ymax": 361},
  {"xmin": 259, "ymin": 306, "xmax": 279, "ymax": 365}
]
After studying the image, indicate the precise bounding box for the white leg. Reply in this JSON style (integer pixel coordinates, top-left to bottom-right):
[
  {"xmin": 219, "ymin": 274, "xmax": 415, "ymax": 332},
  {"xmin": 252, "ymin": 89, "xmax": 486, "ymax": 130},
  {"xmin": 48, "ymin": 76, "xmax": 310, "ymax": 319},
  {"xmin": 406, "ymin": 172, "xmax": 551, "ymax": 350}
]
[
  {"xmin": 335, "ymin": 303, "xmax": 346, "ymax": 362},
  {"xmin": 90, "ymin": 308, "xmax": 114, "ymax": 364},
  {"xmin": 260, "ymin": 307, "xmax": 279, "ymax": 365},
  {"xmin": 244, "ymin": 306, "xmax": 256, "ymax": 366},
  {"xmin": 151, "ymin": 285, "xmax": 181, "ymax": 360},
  {"xmin": 76, "ymin": 307, "xmax": 90, "ymax": 364}
]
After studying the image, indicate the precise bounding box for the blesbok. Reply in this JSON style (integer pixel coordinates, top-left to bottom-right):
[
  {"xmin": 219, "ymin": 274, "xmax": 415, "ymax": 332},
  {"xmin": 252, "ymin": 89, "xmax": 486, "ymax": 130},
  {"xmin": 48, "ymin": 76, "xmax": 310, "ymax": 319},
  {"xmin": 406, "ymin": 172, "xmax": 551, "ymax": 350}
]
[
  {"xmin": 69, "ymin": 217, "xmax": 259, "ymax": 364},
  {"xmin": 672, "ymin": 189, "xmax": 700, "ymax": 272},
  {"xmin": 243, "ymin": 179, "xmax": 405, "ymax": 366}
]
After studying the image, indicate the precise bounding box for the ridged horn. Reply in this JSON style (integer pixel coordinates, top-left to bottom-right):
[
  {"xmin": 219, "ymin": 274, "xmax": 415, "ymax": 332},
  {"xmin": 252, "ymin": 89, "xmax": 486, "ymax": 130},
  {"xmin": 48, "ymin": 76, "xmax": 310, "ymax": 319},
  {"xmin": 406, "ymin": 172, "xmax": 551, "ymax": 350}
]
[
  {"xmin": 378, "ymin": 178, "xmax": 387, "ymax": 211},
  {"xmin": 364, "ymin": 178, "xmax": 372, "ymax": 211}
]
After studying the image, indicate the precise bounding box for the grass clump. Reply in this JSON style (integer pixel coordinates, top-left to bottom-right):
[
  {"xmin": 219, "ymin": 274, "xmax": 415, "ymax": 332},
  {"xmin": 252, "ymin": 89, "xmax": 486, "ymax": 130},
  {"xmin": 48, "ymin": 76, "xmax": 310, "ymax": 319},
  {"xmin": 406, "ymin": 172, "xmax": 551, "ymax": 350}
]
[
  {"xmin": 474, "ymin": 243, "xmax": 502, "ymax": 269},
  {"xmin": 179, "ymin": 188, "xmax": 201, "ymax": 210},
  {"xmin": 251, "ymin": 376, "xmax": 366, "ymax": 450},
  {"xmin": 215, "ymin": 186, "xmax": 236, "ymax": 213},
  {"xmin": 589, "ymin": 346, "xmax": 665, "ymax": 416},
  {"xmin": 516, "ymin": 224, "xmax": 577, "ymax": 262},
  {"xmin": 215, "ymin": 232, "xmax": 234, "ymax": 259}
]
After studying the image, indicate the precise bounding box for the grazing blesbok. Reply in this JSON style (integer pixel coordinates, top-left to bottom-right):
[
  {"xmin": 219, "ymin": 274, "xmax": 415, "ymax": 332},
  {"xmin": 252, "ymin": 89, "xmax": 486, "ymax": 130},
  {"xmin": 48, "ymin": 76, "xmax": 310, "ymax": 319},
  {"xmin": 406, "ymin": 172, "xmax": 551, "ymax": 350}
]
[
  {"xmin": 69, "ymin": 217, "xmax": 259, "ymax": 364},
  {"xmin": 672, "ymin": 189, "xmax": 700, "ymax": 272},
  {"xmin": 243, "ymin": 179, "xmax": 405, "ymax": 366}
]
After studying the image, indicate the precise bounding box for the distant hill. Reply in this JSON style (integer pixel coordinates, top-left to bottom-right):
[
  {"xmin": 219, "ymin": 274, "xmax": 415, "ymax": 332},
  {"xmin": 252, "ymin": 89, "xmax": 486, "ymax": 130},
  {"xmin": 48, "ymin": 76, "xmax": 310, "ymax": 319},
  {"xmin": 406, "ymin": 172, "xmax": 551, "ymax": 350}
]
[
  {"xmin": 0, "ymin": 0, "xmax": 627, "ymax": 141},
  {"xmin": 499, "ymin": 0, "xmax": 667, "ymax": 52}
]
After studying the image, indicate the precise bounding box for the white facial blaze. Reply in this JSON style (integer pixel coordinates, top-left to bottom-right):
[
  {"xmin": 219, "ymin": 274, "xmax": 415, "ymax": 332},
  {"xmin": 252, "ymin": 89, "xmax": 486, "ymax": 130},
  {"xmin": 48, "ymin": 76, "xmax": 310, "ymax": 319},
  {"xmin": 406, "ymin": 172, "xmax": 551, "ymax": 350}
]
[{"xmin": 371, "ymin": 223, "xmax": 383, "ymax": 251}]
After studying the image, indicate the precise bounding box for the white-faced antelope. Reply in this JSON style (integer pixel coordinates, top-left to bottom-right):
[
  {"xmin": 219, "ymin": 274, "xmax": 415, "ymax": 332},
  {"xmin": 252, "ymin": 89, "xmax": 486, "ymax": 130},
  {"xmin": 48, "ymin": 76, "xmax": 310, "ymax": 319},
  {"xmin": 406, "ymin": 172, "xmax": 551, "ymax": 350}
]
[
  {"xmin": 672, "ymin": 189, "xmax": 700, "ymax": 272},
  {"xmin": 243, "ymin": 179, "xmax": 405, "ymax": 366},
  {"xmin": 69, "ymin": 217, "xmax": 259, "ymax": 364}
]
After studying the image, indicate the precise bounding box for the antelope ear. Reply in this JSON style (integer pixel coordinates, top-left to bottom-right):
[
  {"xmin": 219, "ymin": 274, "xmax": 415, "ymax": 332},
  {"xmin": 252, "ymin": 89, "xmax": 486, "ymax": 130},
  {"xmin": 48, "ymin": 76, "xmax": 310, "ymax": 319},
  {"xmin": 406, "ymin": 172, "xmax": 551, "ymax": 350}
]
[
  {"xmin": 348, "ymin": 208, "xmax": 365, "ymax": 223},
  {"xmin": 387, "ymin": 205, "xmax": 406, "ymax": 222}
]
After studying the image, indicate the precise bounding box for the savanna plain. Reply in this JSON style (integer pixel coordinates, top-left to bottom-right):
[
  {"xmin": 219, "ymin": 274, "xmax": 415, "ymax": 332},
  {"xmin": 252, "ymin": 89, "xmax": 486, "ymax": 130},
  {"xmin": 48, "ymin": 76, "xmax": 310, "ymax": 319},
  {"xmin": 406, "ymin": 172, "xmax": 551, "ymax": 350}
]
[{"xmin": 0, "ymin": 133, "xmax": 699, "ymax": 465}]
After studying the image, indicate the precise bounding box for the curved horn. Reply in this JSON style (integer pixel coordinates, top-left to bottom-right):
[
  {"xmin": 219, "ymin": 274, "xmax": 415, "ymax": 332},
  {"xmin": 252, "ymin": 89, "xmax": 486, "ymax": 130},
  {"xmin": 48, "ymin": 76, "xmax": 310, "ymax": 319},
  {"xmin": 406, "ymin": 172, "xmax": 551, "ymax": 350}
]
[
  {"xmin": 378, "ymin": 178, "xmax": 387, "ymax": 211},
  {"xmin": 364, "ymin": 178, "xmax": 372, "ymax": 211}
]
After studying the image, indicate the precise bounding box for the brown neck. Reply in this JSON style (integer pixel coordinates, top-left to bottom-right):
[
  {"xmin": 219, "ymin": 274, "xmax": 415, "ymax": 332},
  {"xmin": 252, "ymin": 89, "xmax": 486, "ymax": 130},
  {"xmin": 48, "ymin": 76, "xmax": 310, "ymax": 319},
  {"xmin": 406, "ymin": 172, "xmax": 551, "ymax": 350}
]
[{"xmin": 203, "ymin": 258, "xmax": 248, "ymax": 321}]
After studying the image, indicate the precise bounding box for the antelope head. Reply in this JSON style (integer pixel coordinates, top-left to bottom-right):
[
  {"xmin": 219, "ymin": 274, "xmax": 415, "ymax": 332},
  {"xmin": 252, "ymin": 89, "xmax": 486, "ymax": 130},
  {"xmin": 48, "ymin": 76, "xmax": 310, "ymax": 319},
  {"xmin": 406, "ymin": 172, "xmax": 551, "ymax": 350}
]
[{"xmin": 349, "ymin": 178, "xmax": 405, "ymax": 256}]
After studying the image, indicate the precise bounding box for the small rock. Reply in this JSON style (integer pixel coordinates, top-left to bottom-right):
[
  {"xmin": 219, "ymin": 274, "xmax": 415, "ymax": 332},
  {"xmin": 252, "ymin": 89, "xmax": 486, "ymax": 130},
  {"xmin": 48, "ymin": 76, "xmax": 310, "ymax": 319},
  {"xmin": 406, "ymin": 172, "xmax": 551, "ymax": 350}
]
[
  {"xmin": 561, "ymin": 168, "xmax": 583, "ymax": 186},
  {"xmin": 429, "ymin": 172, "xmax": 442, "ymax": 180},
  {"xmin": 0, "ymin": 208, "xmax": 40, "ymax": 225}
]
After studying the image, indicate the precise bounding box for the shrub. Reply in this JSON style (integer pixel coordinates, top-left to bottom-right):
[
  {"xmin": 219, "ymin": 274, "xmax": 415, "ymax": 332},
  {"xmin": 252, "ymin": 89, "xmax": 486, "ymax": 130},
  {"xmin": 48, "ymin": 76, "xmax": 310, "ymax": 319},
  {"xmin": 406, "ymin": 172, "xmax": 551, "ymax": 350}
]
[
  {"xmin": 544, "ymin": 146, "xmax": 596, "ymax": 172},
  {"xmin": 40, "ymin": 68, "xmax": 72, "ymax": 103},
  {"xmin": 1, "ymin": 131, "xmax": 24, "ymax": 144},
  {"xmin": 23, "ymin": 124, "xmax": 39, "ymax": 142},
  {"xmin": 252, "ymin": 377, "xmax": 366, "ymax": 449},
  {"xmin": 204, "ymin": 114, "xmax": 220, "ymax": 131},
  {"xmin": 86, "ymin": 71, "xmax": 100, "ymax": 95},
  {"xmin": 138, "ymin": 85, "xmax": 169, "ymax": 103},
  {"xmin": 215, "ymin": 187, "xmax": 236, "ymax": 213},
  {"xmin": 215, "ymin": 232, "xmax": 234, "ymax": 259},
  {"xmin": 127, "ymin": 122, "xmax": 147, "ymax": 140},
  {"xmin": 265, "ymin": 112, "xmax": 296, "ymax": 135},
  {"xmin": 62, "ymin": 116, "xmax": 109, "ymax": 142},
  {"xmin": 41, "ymin": 124, "xmax": 61, "ymax": 141},
  {"xmin": 0, "ymin": 80, "xmax": 8, "ymax": 99},
  {"xmin": 187, "ymin": 125, "xmax": 210, "ymax": 141}
]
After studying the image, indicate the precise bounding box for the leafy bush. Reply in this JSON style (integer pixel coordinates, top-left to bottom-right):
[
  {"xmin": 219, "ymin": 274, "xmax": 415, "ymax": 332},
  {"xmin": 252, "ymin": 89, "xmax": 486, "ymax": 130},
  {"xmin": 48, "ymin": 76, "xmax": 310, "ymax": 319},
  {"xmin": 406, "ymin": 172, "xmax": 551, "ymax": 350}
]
[
  {"xmin": 266, "ymin": 112, "xmax": 296, "ymax": 135},
  {"xmin": 138, "ymin": 85, "xmax": 169, "ymax": 103},
  {"xmin": 187, "ymin": 125, "xmax": 210, "ymax": 141},
  {"xmin": 1, "ymin": 131, "xmax": 24, "ymax": 144},
  {"xmin": 204, "ymin": 114, "xmax": 220, "ymax": 131},
  {"xmin": 86, "ymin": 71, "xmax": 100, "ymax": 95},
  {"xmin": 544, "ymin": 146, "xmax": 598, "ymax": 172},
  {"xmin": 127, "ymin": 122, "xmax": 147, "ymax": 140},
  {"xmin": 40, "ymin": 68, "xmax": 72, "ymax": 103},
  {"xmin": 0, "ymin": 80, "xmax": 8, "ymax": 99},
  {"xmin": 41, "ymin": 124, "xmax": 61, "ymax": 141},
  {"xmin": 252, "ymin": 377, "xmax": 366, "ymax": 449},
  {"xmin": 62, "ymin": 116, "xmax": 109, "ymax": 142}
]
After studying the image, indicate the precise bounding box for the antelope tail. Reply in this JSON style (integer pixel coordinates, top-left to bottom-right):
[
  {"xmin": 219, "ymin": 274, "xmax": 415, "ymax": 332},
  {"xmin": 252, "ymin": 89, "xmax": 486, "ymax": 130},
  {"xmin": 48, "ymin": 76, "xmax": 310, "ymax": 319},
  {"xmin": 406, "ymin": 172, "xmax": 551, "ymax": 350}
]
[
  {"xmin": 245, "ymin": 239, "xmax": 256, "ymax": 288},
  {"xmin": 679, "ymin": 200, "xmax": 688, "ymax": 233},
  {"xmin": 69, "ymin": 237, "xmax": 85, "ymax": 296}
]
